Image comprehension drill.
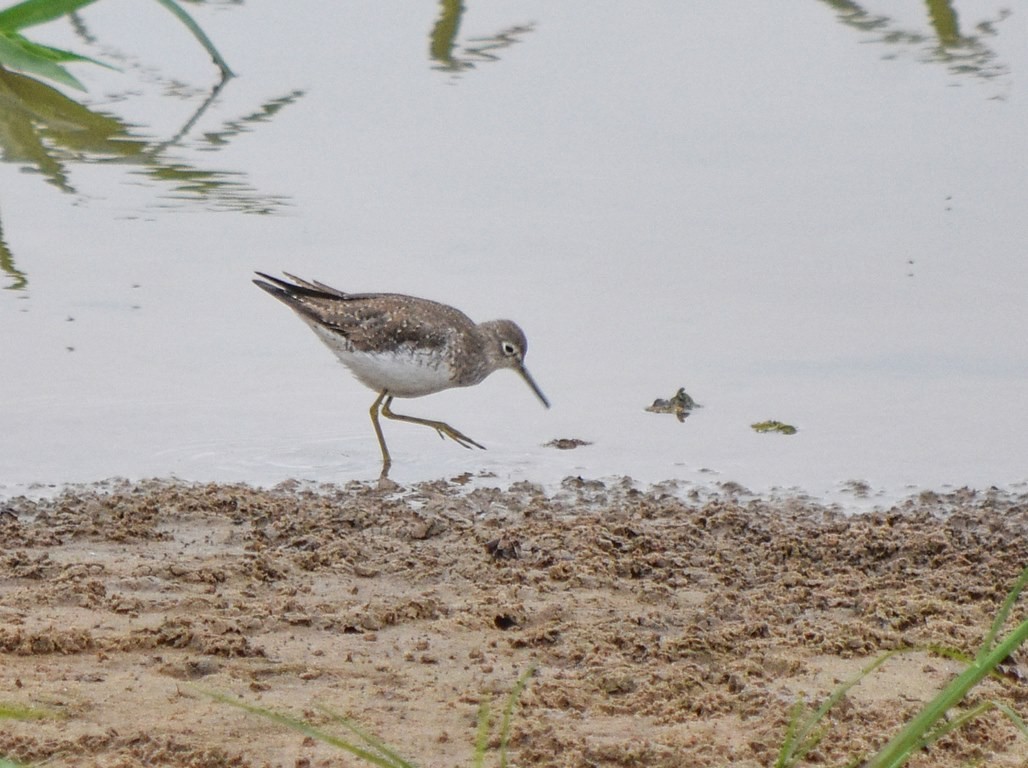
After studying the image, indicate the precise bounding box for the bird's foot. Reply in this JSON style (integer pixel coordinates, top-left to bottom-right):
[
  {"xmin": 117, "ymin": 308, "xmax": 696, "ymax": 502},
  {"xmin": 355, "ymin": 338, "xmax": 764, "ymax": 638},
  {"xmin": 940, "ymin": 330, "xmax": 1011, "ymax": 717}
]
[{"xmin": 434, "ymin": 424, "xmax": 486, "ymax": 451}]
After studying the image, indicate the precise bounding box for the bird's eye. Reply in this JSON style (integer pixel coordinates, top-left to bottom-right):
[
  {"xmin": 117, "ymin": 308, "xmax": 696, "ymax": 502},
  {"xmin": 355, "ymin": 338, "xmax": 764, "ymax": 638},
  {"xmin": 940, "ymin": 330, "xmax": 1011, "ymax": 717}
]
[{"xmin": 501, "ymin": 341, "xmax": 518, "ymax": 357}]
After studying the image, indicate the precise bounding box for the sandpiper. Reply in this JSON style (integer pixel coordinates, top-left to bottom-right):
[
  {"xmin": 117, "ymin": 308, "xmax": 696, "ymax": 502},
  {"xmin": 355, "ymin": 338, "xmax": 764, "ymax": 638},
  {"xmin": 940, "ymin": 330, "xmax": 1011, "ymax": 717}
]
[{"xmin": 253, "ymin": 272, "xmax": 549, "ymax": 480}]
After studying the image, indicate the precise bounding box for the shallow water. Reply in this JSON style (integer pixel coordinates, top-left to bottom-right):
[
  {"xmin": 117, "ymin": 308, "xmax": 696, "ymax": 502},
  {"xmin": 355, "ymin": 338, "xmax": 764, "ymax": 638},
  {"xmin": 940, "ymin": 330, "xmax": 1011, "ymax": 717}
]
[{"xmin": 2, "ymin": 0, "xmax": 1026, "ymax": 505}]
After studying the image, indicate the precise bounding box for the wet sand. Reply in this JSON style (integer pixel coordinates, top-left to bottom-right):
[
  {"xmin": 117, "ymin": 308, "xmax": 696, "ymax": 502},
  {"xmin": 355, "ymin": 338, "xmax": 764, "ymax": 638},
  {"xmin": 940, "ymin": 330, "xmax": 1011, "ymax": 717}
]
[{"xmin": 1, "ymin": 478, "xmax": 1025, "ymax": 767}]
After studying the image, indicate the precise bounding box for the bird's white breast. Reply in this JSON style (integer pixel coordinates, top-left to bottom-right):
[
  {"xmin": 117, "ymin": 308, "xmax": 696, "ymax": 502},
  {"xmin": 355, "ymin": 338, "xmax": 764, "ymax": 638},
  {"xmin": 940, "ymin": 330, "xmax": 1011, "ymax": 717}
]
[{"xmin": 309, "ymin": 323, "xmax": 455, "ymax": 398}]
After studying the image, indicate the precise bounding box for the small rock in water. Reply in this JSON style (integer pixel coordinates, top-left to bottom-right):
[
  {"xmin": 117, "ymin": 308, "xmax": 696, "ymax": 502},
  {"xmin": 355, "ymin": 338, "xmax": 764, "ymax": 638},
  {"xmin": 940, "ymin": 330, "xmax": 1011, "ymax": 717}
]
[
  {"xmin": 545, "ymin": 438, "xmax": 592, "ymax": 450},
  {"xmin": 751, "ymin": 420, "xmax": 797, "ymax": 435},
  {"xmin": 645, "ymin": 387, "xmax": 701, "ymax": 422}
]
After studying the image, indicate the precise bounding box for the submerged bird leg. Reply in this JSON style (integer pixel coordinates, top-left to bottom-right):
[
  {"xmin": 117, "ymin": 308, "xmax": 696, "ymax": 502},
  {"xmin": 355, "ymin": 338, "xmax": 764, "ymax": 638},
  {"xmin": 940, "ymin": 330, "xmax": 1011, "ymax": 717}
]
[
  {"xmin": 381, "ymin": 396, "xmax": 486, "ymax": 451},
  {"xmin": 369, "ymin": 391, "xmax": 392, "ymax": 479}
]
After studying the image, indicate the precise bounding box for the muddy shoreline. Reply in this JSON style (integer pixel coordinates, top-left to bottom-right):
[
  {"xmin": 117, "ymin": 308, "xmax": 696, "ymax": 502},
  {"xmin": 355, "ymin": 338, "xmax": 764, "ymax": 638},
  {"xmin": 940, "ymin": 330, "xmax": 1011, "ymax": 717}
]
[{"xmin": 1, "ymin": 478, "xmax": 1026, "ymax": 767}]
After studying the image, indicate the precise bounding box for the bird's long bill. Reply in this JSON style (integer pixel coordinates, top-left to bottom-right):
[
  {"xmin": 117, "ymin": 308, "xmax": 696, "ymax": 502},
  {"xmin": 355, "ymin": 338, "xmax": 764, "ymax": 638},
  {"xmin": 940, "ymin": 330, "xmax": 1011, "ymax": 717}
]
[{"xmin": 517, "ymin": 364, "xmax": 550, "ymax": 409}]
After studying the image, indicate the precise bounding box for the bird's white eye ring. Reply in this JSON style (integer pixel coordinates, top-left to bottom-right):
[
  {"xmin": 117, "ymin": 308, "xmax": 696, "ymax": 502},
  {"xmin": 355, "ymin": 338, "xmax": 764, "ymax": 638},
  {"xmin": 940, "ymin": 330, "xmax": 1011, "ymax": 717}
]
[{"xmin": 502, "ymin": 342, "xmax": 518, "ymax": 357}]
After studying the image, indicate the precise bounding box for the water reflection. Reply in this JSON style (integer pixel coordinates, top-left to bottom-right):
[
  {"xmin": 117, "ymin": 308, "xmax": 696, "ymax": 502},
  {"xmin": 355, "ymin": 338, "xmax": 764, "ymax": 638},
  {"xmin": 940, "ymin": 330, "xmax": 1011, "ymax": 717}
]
[
  {"xmin": 822, "ymin": 0, "xmax": 1010, "ymax": 87},
  {"xmin": 137, "ymin": 162, "xmax": 286, "ymax": 215},
  {"xmin": 430, "ymin": 0, "xmax": 534, "ymax": 74},
  {"xmin": 0, "ymin": 65, "xmax": 301, "ymax": 287},
  {"xmin": 0, "ymin": 65, "xmax": 300, "ymax": 208},
  {"xmin": 0, "ymin": 210, "xmax": 24, "ymax": 291},
  {"xmin": 126, "ymin": 82, "xmax": 303, "ymax": 215},
  {"xmin": 191, "ymin": 90, "xmax": 305, "ymax": 150},
  {"xmin": 0, "ymin": 0, "xmax": 305, "ymax": 288},
  {"xmin": 0, "ymin": 68, "xmax": 140, "ymax": 194}
]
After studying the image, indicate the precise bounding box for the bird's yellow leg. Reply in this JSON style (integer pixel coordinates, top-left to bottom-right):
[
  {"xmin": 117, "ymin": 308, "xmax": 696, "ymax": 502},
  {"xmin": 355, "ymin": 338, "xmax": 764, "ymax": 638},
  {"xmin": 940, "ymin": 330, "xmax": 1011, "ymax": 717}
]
[
  {"xmin": 369, "ymin": 391, "xmax": 392, "ymax": 479},
  {"xmin": 381, "ymin": 396, "xmax": 486, "ymax": 450}
]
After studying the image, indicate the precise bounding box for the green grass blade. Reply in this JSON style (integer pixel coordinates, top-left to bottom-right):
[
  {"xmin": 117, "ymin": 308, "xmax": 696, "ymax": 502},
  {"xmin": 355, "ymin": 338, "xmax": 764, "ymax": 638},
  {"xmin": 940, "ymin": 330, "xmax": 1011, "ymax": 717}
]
[
  {"xmin": 4, "ymin": 32, "xmax": 109, "ymax": 66},
  {"xmin": 472, "ymin": 700, "xmax": 491, "ymax": 768},
  {"xmin": 0, "ymin": 703, "xmax": 49, "ymax": 720},
  {"xmin": 204, "ymin": 668, "xmax": 533, "ymax": 768},
  {"xmin": 868, "ymin": 623, "xmax": 1028, "ymax": 768},
  {"xmin": 0, "ymin": 31, "xmax": 84, "ymax": 89},
  {"xmin": 498, "ymin": 665, "xmax": 534, "ymax": 768},
  {"xmin": 151, "ymin": 0, "xmax": 233, "ymax": 78},
  {"xmin": 806, "ymin": 650, "xmax": 899, "ymax": 727},
  {"xmin": 977, "ymin": 565, "xmax": 1028, "ymax": 662},
  {"xmin": 203, "ymin": 691, "xmax": 410, "ymax": 768},
  {"xmin": 773, "ymin": 700, "xmax": 806, "ymax": 768},
  {"xmin": 316, "ymin": 705, "xmax": 415, "ymax": 768},
  {"xmin": 993, "ymin": 701, "xmax": 1028, "ymax": 738},
  {"xmin": 911, "ymin": 698, "xmax": 1027, "ymax": 757},
  {"xmin": 865, "ymin": 567, "xmax": 1028, "ymax": 768},
  {"xmin": 916, "ymin": 700, "xmax": 994, "ymax": 750},
  {"xmin": 0, "ymin": 0, "xmax": 99, "ymax": 31},
  {"xmin": 781, "ymin": 649, "xmax": 902, "ymax": 766}
]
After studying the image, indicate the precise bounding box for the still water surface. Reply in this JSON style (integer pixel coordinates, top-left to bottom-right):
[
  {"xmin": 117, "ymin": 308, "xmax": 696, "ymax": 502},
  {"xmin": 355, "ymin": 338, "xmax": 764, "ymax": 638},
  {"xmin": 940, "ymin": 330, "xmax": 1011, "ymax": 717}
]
[{"xmin": 1, "ymin": 1, "xmax": 1026, "ymax": 505}]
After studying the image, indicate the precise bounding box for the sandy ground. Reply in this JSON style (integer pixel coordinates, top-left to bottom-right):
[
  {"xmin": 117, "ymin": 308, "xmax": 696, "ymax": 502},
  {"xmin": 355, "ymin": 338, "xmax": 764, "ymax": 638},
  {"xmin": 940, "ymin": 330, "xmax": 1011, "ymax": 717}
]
[{"xmin": 0, "ymin": 477, "xmax": 1026, "ymax": 768}]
